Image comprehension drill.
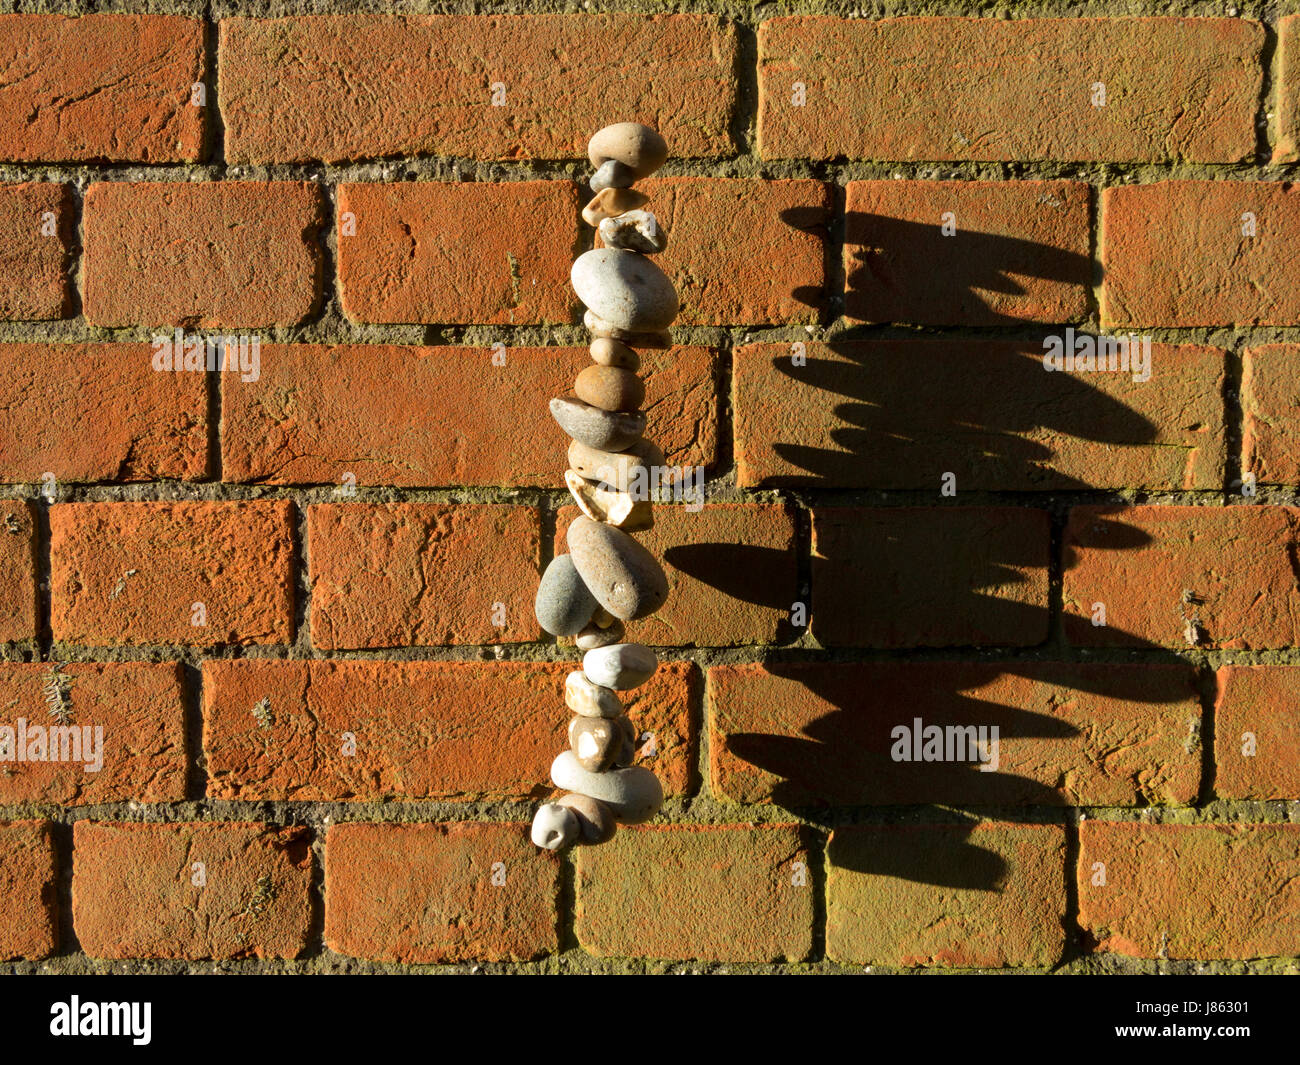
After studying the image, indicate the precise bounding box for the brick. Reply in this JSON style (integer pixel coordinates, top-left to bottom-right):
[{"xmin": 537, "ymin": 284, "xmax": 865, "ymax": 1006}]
[
  {"xmin": 1063, "ymin": 505, "xmax": 1300, "ymax": 650},
  {"xmin": 735, "ymin": 340, "xmax": 1224, "ymax": 490},
  {"xmin": 630, "ymin": 178, "xmax": 827, "ymax": 324},
  {"xmin": 83, "ymin": 182, "xmax": 324, "ymax": 328},
  {"xmin": 309, "ymin": 503, "xmax": 540, "ymax": 649},
  {"xmin": 0, "ymin": 662, "xmax": 186, "ymax": 805},
  {"xmin": 811, "ymin": 507, "xmax": 1050, "ymax": 648},
  {"xmin": 50, "ymin": 501, "xmax": 295, "ymax": 648},
  {"xmin": 221, "ymin": 14, "xmax": 736, "ymax": 164},
  {"xmin": 0, "ymin": 343, "xmax": 206, "ymax": 483},
  {"xmin": 844, "ymin": 180, "xmax": 1090, "ymax": 325},
  {"xmin": 710, "ymin": 662, "xmax": 1201, "ymax": 807},
  {"xmin": 222, "ymin": 344, "xmax": 717, "ymax": 487},
  {"xmin": 0, "ymin": 500, "xmax": 36, "ymax": 645},
  {"xmin": 556, "ymin": 504, "xmax": 796, "ymax": 647},
  {"xmin": 1102, "ymin": 181, "xmax": 1300, "ymax": 327},
  {"xmin": 325, "ymin": 822, "xmax": 559, "ymax": 963},
  {"xmin": 339, "ymin": 181, "xmax": 580, "ymax": 325},
  {"xmin": 575, "ymin": 824, "xmax": 812, "ymax": 962},
  {"xmin": 1214, "ymin": 667, "xmax": 1300, "ymax": 801},
  {"xmin": 1078, "ymin": 822, "xmax": 1300, "ymax": 960},
  {"xmin": 0, "ymin": 14, "xmax": 204, "ymax": 163},
  {"xmin": 827, "ymin": 823, "xmax": 1067, "ymax": 968},
  {"xmin": 0, "ymin": 183, "xmax": 69, "ymax": 319},
  {"xmin": 0, "ymin": 820, "xmax": 56, "ymax": 960},
  {"xmin": 1274, "ymin": 17, "xmax": 1300, "ymax": 163},
  {"xmin": 202, "ymin": 658, "xmax": 697, "ymax": 801},
  {"xmin": 72, "ymin": 821, "xmax": 312, "ymax": 960},
  {"xmin": 1242, "ymin": 345, "xmax": 1300, "ymax": 485},
  {"xmin": 759, "ymin": 17, "xmax": 1261, "ymax": 163}
]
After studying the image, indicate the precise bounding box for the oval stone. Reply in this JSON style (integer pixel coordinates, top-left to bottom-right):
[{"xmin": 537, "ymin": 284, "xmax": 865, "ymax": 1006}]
[
  {"xmin": 590, "ymin": 159, "xmax": 636, "ymax": 193},
  {"xmin": 564, "ymin": 669, "xmax": 623, "ymax": 718},
  {"xmin": 599, "ymin": 209, "xmax": 667, "ymax": 254},
  {"xmin": 572, "ymin": 248, "xmax": 679, "ymax": 332},
  {"xmin": 564, "ymin": 469, "xmax": 653, "ymax": 531},
  {"xmin": 590, "ymin": 337, "xmax": 640, "ymax": 370},
  {"xmin": 570, "ymin": 715, "xmax": 620, "ymax": 772},
  {"xmin": 567, "ymin": 515, "xmax": 669, "ymax": 621},
  {"xmin": 584, "ymin": 308, "xmax": 671, "ymax": 348},
  {"xmin": 575, "ymin": 616, "xmax": 625, "ymax": 650},
  {"xmin": 583, "ymin": 642, "xmax": 658, "ymax": 690},
  {"xmin": 588, "ymin": 123, "xmax": 669, "ymax": 178},
  {"xmin": 549, "ymin": 396, "xmax": 645, "ymax": 451},
  {"xmin": 556, "ymin": 792, "xmax": 617, "ymax": 845},
  {"xmin": 550, "ymin": 752, "xmax": 663, "ymax": 824},
  {"xmin": 568, "ymin": 438, "xmax": 665, "ymax": 494},
  {"xmin": 530, "ymin": 802, "xmax": 578, "ymax": 851},
  {"xmin": 534, "ymin": 553, "xmax": 598, "ymax": 636},
  {"xmin": 575, "ymin": 365, "xmax": 644, "ymax": 413}
]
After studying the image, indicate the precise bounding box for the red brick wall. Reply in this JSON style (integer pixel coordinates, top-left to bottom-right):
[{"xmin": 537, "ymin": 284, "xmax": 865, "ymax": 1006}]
[{"xmin": 0, "ymin": 8, "xmax": 1297, "ymax": 973}]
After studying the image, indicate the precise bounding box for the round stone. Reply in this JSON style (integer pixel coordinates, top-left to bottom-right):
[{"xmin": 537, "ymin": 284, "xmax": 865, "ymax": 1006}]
[
  {"xmin": 571, "ymin": 248, "xmax": 679, "ymax": 332},
  {"xmin": 569, "ymin": 715, "xmax": 620, "ymax": 772},
  {"xmin": 575, "ymin": 617, "xmax": 625, "ymax": 650},
  {"xmin": 549, "ymin": 396, "xmax": 645, "ymax": 452},
  {"xmin": 564, "ymin": 469, "xmax": 653, "ymax": 531},
  {"xmin": 588, "ymin": 123, "xmax": 669, "ymax": 179},
  {"xmin": 590, "ymin": 159, "xmax": 637, "ymax": 193},
  {"xmin": 567, "ymin": 515, "xmax": 670, "ymax": 621},
  {"xmin": 584, "ymin": 308, "xmax": 671, "ymax": 348},
  {"xmin": 575, "ymin": 365, "xmax": 644, "ymax": 413},
  {"xmin": 599, "ymin": 209, "xmax": 667, "ymax": 254},
  {"xmin": 581, "ymin": 187, "xmax": 649, "ymax": 227},
  {"xmin": 530, "ymin": 802, "xmax": 579, "ymax": 851},
  {"xmin": 590, "ymin": 338, "xmax": 640, "ymax": 370},
  {"xmin": 564, "ymin": 669, "xmax": 623, "ymax": 718},
  {"xmin": 583, "ymin": 642, "xmax": 658, "ymax": 690},
  {"xmin": 556, "ymin": 793, "xmax": 617, "ymax": 845},
  {"xmin": 568, "ymin": 438, "xmax": 664, "ymax": 494},
  {"xmin": 550, "ymin": 751, "xmax": 664, "ymax": 824},
  {"xmin": 534, "ymin": 553, "xmax": 598, "ymax": 636}
]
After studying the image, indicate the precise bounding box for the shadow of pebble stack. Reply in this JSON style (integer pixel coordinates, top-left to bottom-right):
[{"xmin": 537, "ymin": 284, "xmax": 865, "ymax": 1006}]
[{"xmin": 530, "ymin": 122, "xmax": 679, "ymax": 852}]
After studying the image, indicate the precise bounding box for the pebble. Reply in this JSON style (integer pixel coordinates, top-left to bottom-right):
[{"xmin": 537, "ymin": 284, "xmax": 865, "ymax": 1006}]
[
  {"xmin": 549, "ymin": 396, "xmax": 645, "ymax": 452},
  {"xmin": 569, "ymin": 715, "xmax": 620, "ymax": 772},
  {"xmin": 550, "ymin": 751, "xmax": 664, "ymax": 824},
  {"xmin": 583, "ymin": 642, "xmax": 658, "ymax": 690},
  {"xmin": 556, "ymin": 793, "xmax": 617, "ymax": 845},
  {"xmin": 564, "ymin": 669, "xmax": 623, "ymax": 718},
  {"xmin": 582, "ymin": 187, "xmax": 649, "ymax": 227},
  {"xmin": 584, "ymin": 309, "xmax": 672, "ymax": 348},
  {"xmin": 591, "ymin": 605, "xmax": 616, "ymax": 627},
  {"xmin": 568, "ymin": 437, "xmax": 665, "ymax": 495},
  {"xmin": 530, "ymin": 802, "xmax": 579, "ymax": 851},
  {"xmin": 590, "ymin": 337, "xmax": 640, "ymax": 370},
  {"xmin": 575, "ymin": 364, "xmax": 645, "ymax": 413},
  {"xmin": 565, "ymin": 469, "xmax": 653, "ymax": 531},
  {"xmin": 575, "ymin": 617, "xmax": 625, "ymax": 650},
  {"xmin": 590, "ymin": 159, "xmax": 637, "ymax": 193},
  {"xmin": 567, "ymin": 515, "xmax": 670, "ymax": 621},
  {"xmin": 534, "ymin": 554, "xmax": 597, "ymax": 636},
  {"xmin": 588, "ymin": 123, "xmax": 669, "ymax": 179},
  {"xmin": 571, "ymin": 248, "xmax": 679, "ymax": 332},
  {"xmin": 599, "ymin": 209, "xmax": 667, "ymax": 254}
]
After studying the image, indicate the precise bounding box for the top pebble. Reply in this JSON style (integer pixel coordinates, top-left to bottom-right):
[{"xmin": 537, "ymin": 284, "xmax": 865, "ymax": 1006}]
[{"xmin": 588, "ymin": 123, "xmax": 669, "ymax": 180}]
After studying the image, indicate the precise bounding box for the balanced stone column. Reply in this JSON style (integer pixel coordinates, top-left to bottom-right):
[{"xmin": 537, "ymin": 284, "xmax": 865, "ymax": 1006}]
[{"xmin": 531, "ymin": 122, "xmax": 677, "ymax": 853}]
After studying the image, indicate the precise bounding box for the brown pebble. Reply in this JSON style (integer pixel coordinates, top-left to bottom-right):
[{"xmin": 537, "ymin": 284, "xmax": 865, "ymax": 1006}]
[
  {"xmin": 575, "ymin": 364, "xmax": 645, "ymax": 413},
  {"xmin": 576, "ymin": 617, "xmax": 625, "ymax": 650},
  {"xmin": 556, "ymin": 792, "xmax": 618, "ymax": 845},
  {"xmin": 590, "ymin": 338, "xmax": 640, "ymax": 370},
  {"xmin": 582, "ymin": 187, "xmax": 649, "ymax": 227},
  {"xmin": 569, "ymin": 716, "xmax": 620, "ymax": 772},
  {"xmin": 568, "ymin": 438, "xmax": 666, "ymax": 494}
]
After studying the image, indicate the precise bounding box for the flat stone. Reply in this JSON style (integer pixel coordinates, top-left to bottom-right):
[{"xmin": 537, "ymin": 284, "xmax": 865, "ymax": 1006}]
[
  {"xmin": 584, "ymin": 308, "xmax": 671, "ymax": 348},
  {"xmin": 571, "ymin": 248, "xmax": 679, "ymax": 332},
  {"xmin": 583, "ymin": 642, "xmax": 658, "ymax": 690},
  {"xmin": 569, "ymin": 715, "xmax": 620, "ymax": 772},
  {"xmin": 582, "ymin": 187, "xmax": 649, "ymax": 227},
  {"xmin": 550, "ymin": 751, "xmax": 664, "ymax": 824},
  {"xmin": 575, "ymin": 617, "xmax": 625, "ymax": 650},
  {"xmin": 556, "ymin": 792, "xmax": 617, "ymax": 845},
  {"xmin": 590, "ymin": 337, "xmax": 640, "ymax": 370},
  {"xmin": 590, "ymin": 159, "xmax": 637, "ymax": 193},
  {"xmin": 568, "ymin": 438, "xmax": 665, "ymax": 494},
  {"xmin": 534, "ymin": 553, "xmax": 598, "ymax": 636},
  {"xmin": 564, "ymin": 669, "xmax": 623, "ymax": 718},
  {"xmin": 565, "ymin": 469, "xmax": 654, "ymax": 531},
  {"xmin": 575, "ymin": 364, "xmax": 644, "ymax": 413},
  {"xmin": 588, "ymin": 123, "xmax": 669, "ymax": 179},
  {"xmin": 549, "ymin": 396, "xmax": 645, "ymax": 452},
  {"xmin": 567, "ymin": 514, "xmax": 670, "ymax": 621},
  {"xmin": 599, "ymin": 209, "xmax": 667, "ymax": 254},
  {"xmin": 530, "ymin": 802, "xmax": 578, "ymax": 851}
]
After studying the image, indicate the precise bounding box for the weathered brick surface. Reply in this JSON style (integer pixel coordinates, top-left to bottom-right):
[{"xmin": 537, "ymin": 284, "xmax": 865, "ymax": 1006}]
[
  {"xmin": 1214, "ymin": 667, "xmax": 1300, "ymax": 801},
  {"xmin": 811, "ymin": 507, "xmax": 1051, "ymax": 648},
  {"xmin": 0, "ymin": 821, "xmax": 56, "ymax": 960},
  {"xmin": 0, "ymin": 343, "xmax": 206, "ymax": 483},
  {"xmin": 222, "ymin": 344, "xmax": 716, "ymax": 487},
  {"xmin": 844, "ymin": 180, "xmax": 1090, "ymax": 325},
  {"xmin": 72, "ymin": 821, "xmax": 312, "ymax": 960},
  {"xmin": 325, "ymin": 822, "xmax": 559, "ymax": 963},
  {"xmin": 0, "ymin": 14, "xmax": 204, "ymax": 163},
  {"xmin": 338, "ymin": 181, "xmax": 581, "ymax": 325},
  {"xmin": 0, "ymin": 500, "xmax": 36, "ymax": 645},
  {"xmin": 1242, "ymin": 345, "xmax": 1300, "ymax": 486},
  {"xmin": 827, "ymin": 823, "xmax": 1067, "ymax": 968},
  {"xmin": 50, "ymin": 502, "xmax": 295, "ymax": 648},
  {"xmin": 1274, "ymin": 17, "xmax": 1300, "ymax": 163},
  {"xmin": 575, "ymin": 824, "xmax": 812, "ymax": 962},
  {"xmin": 734, "ymin": 341, "xmax": 1224, "ymax": 490},
  {"xmin": 0, "ymin": 662, "xmax": 186, "ymax": 805},
  {"xmin": 83, "ymin": 182, "xmax": 324, "ymax": 327},
  {"xmin": 221, "ymin": 14, "xmax": 737, "ymax": 163},
  {"xmin": 0, "ymin": 183, "xmax": 69, "ymax": 320},
  {"xmin": 556, "ymin": 503, "xmax": 796, "ymax": 647},
  {"xmin": 1102, "ymin": 182, "xmax": 1300, "ymax": 327},
  {"xmin": 203, "ymin": 659, "xmax": 697, "ymax": 801},
  {"xmin": 759, "ymin": 17, "xmax": 1261, "ymax": 163},
  {"xmin": 1063, "ymin": 505, "xmax": 1300, "ymax": 650},
  {"xmin": 709, "ymin": 662, "xmax": 1201, "ymax": 807},
  {"xmin": 309, "ymin": 503, "xmax": 540, "ymax": 649},
  {"xmin": 628, "ymin": 178, "xmax": 828, "ymax": 324},
  {"xmin": 1078, "ymin": 822, "xmax": 1300, "ymax": 960}
]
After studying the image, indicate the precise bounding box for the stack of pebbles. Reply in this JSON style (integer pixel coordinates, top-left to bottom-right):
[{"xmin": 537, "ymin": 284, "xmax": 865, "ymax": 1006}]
[{"xmin": 530, "ymin": 123, "xmax": 677, "ymax": 852}]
